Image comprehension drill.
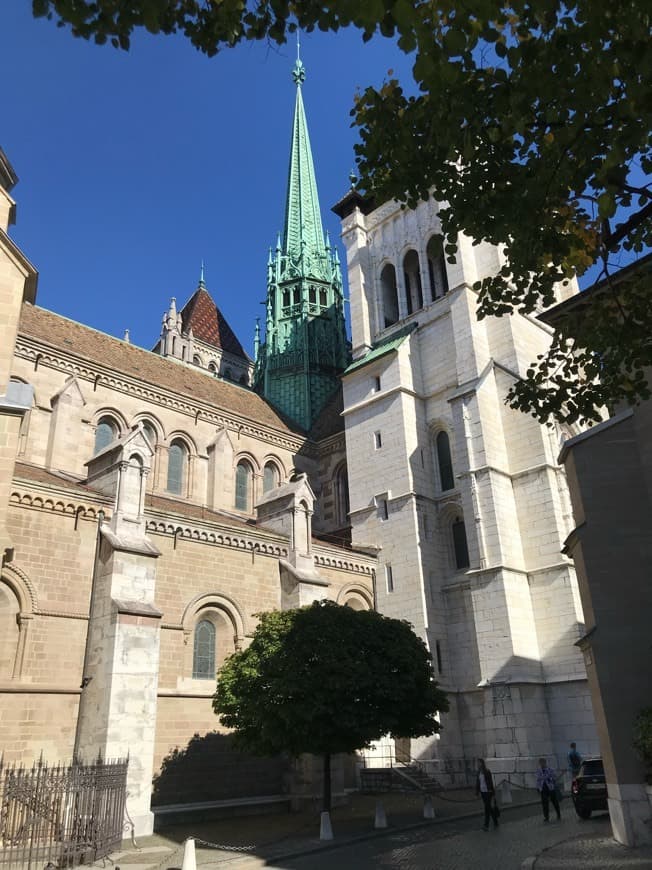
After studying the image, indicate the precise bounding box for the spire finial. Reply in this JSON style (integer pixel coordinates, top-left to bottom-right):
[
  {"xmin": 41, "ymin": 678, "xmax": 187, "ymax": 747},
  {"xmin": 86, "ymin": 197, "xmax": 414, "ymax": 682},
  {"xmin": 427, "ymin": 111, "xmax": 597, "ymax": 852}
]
[
  {"xmin": 292, "ymin": 33, "xmax": 305, "ymax": 86},
  {"xmin": 199, "ymin": 260, "xmax": 206, "ymax": 289}
]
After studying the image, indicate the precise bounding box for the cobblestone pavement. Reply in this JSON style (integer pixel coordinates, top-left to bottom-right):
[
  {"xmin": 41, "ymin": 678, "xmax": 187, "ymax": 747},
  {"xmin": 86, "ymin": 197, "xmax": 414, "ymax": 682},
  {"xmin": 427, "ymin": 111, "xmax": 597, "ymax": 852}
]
[
  {"xmin": 252, "ymin": 809, "xmax": 638, "ymax": 870},
  {"xmin": 108, "ymin": 793, "xmax": 652, "ymax": 870},
  {"xmin": 530, "ymin": 815, "xmax": 652, "ymax": 869}
]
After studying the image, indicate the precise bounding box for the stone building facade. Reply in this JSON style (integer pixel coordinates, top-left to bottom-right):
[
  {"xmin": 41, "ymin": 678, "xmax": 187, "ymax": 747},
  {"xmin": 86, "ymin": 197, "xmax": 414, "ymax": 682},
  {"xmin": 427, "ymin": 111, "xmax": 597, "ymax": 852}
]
[
  {"xmin": 1, "ymin": 51, "xmax": 602, "ymax": 834},
  {"xmin": 333, "ymin": 189, "xmax": 599, "ymax": 781}
]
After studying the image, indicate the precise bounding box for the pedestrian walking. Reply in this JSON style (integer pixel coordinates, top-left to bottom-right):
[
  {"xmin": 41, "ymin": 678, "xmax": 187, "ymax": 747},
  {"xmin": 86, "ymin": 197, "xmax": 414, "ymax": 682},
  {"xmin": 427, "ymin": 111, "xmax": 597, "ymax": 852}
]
[
  {"xmin": 536, "ymin": 757, "xmax": 561, "ymax": 822},
  {"xmin": 475, "ymin": 758, "xmax": 499, "ymax": 831},
  {"xmin": 567, "ymin": 742, "xmax": 583, "ymax": 778}
]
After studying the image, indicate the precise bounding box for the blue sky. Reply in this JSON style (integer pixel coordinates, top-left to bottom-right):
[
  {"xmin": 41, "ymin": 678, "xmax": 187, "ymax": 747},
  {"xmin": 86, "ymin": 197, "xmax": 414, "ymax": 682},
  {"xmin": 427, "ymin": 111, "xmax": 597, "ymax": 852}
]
[{"xmin": 3, "ymin": 5, "xmax": 412, "ymax": 355}]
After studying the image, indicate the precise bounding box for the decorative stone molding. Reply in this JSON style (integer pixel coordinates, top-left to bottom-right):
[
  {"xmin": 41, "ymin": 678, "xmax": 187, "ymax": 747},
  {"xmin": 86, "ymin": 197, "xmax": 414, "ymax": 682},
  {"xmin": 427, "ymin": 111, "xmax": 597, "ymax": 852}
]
[
  {"xmin": 144, "ymin": 519, "xmax": 288, "ymax": 557},
  {"xmin": 9, "ymin": 489, "xmax": 108, "ymax": 521},
  {"xmin": 312, "ymin": 550, "xmax": 375, "ymax": 576}
]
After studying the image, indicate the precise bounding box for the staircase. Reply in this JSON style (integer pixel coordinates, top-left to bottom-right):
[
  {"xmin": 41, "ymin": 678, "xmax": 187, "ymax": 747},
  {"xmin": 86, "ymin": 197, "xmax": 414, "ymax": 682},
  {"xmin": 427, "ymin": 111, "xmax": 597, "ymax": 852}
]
[{"xmin": 360, "ymin": 759, "xmax": 443, "ymax": 794}]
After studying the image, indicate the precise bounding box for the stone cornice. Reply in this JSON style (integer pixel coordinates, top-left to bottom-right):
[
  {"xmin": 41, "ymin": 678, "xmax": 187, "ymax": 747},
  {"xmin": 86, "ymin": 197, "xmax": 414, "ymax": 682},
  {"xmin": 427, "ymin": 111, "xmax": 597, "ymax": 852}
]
[
  {"xmin": 9, "ymin": 481, "xmax": 110, "ymax": 521},
  {"xmin": 312, "ymin": 543, "xmax": 375, "ymax": 576},
  {"xmin": 15, "ymin": 336, "xmax": 307, "ymax": 453}
]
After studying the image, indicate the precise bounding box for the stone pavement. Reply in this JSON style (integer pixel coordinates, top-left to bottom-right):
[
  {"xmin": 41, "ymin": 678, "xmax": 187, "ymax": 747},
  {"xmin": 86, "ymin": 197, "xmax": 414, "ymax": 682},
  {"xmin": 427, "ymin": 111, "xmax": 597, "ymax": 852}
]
[
  {"xmin": 106, "ymin": 791, "xmax": 652, "ymax": 870},
  {"xmin": 523, "ymin": 813, "xmax": 652, "ymax": 869}
]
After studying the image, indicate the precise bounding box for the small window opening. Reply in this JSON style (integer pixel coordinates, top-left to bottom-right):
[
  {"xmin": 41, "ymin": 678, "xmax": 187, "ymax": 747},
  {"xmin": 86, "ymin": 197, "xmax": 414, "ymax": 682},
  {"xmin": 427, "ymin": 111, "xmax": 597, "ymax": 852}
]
[
  {"xmin": 374, "ymin": 431, "xmax": 382, "ymax": 449},
  {"xmin": 386, "ymin": 565, "xmax": 394, "ymax": 593}
]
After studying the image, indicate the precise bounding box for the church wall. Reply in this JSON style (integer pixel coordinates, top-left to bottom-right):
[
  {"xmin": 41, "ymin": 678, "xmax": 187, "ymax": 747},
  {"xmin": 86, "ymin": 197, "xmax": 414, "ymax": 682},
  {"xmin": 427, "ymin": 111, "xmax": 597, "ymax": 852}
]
[
  {"xmin": 0, "ymin": 692, "xmax": 79, "ymax": 764},
  {"xmin": 339, "ymin": 192, "xmax": 597, "ymax": 771},
  {"xmin": 10, "ymin": 347, "xmax": 299, "ymax": 518}
]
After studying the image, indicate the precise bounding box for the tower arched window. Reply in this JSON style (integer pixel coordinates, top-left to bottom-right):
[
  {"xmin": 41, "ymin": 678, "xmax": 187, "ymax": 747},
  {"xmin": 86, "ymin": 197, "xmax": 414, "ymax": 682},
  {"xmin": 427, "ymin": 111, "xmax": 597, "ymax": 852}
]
[
  {"xmin": 452, "ymin": 517, "xmax": 470, "ymax": 570},
  {"xmin": 235, "ymin": 460, "xmax": 253, "ymax": 512},
  {"xmin": 427, "ymin": 235, "xmax": 449, "ymax": 298},
  {"xmin": 403, "ymin": 250, "xmax": 423, "ymax": 314},
  {"xmin": 334, "ymin": 464, "xmax": 350, "ymax": 528},
  {"xmin": 436, "ymin": 431, "xmax": 455, "ymax": 491},
  {"xmin": 167, "ymin": 439, "xmax": 188, "ymax": 495},
  {"xmin": 193, "ymin": 355, "xmax": 202, "ymax": 367},
  {"xmin": 192, "ymin": 619, "xmax": 216, "ymax": 680},
  {"xmin": 94, "ymin": 416, "xmax": 118, "ymax": 455},
  {"xmin": 263, "ymin": 462, "xmax": 280, "ymax": 493},
  {"xmin": 380, "ymin": 264, "xmax": 399, "ymax": 328}
]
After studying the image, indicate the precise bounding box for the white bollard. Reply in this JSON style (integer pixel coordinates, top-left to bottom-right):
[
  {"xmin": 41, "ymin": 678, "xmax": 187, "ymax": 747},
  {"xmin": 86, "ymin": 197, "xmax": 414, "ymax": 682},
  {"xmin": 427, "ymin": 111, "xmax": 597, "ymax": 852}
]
[
  {"xmin": 181, "ymin": 838, "xmax": 196, "ymax": 870},
  {"xmin": 423, "ymin": 795, "xmax": 435, "ymax": 819},
  {"xmin": 374, "ymin": 800, "xmax": 388, "ymax": 829},
  {"xmin": 501, "ymin": 779, "xmax": 513, "ymax": 804},
  {"xmin": 320, "ymin": 810, "xmax": 334, "ymax": 840}
]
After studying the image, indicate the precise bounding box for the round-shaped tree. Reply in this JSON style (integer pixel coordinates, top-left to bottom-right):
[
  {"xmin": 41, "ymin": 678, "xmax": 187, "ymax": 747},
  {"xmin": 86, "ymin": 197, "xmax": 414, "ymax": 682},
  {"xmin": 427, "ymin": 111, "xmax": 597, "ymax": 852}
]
[{"xmin": 213, "ymin": 600, "xmax": 448, "ymax": 810}]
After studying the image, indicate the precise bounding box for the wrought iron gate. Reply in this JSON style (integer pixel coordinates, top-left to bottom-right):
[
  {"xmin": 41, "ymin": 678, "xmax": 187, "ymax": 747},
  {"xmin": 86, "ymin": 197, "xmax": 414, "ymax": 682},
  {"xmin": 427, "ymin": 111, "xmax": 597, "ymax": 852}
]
[{"xmin": 0, "ymin": 756, "xmax": 128, "ymax": 869}]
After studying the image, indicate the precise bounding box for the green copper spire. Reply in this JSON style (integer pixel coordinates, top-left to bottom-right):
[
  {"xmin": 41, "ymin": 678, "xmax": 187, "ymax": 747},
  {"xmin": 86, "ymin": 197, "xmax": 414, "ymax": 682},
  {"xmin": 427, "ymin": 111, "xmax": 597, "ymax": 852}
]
[
  {"xmin": 282, "ymin": 58, "xmax": 329, "ymax": 277},
  {"xmin": 254, "ymin": 56, "xmax": 350, "ymax": 431}
]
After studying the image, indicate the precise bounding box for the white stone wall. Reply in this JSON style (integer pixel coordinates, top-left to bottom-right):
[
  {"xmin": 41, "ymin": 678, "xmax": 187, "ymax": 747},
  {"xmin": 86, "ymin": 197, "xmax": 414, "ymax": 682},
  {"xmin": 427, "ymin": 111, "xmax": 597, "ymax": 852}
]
[{"xmin": 340, "ymin": 194, "xmax": 595, "ymax": 770}]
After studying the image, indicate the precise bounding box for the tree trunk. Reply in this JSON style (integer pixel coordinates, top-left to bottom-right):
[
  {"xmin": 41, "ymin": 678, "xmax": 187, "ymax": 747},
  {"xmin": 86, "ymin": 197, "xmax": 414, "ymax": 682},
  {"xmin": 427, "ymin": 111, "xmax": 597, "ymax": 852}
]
[{"xmin": 323, "ymin": 752, "xmax": 332, "ymax": 812}]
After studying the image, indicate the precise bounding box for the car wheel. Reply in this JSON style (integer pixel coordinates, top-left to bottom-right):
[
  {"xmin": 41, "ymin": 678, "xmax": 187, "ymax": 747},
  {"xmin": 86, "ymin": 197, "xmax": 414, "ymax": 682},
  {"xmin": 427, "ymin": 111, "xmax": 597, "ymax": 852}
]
[{"xmin": 575, "ymin": 805, "xmax": 592, "ymax": 819}]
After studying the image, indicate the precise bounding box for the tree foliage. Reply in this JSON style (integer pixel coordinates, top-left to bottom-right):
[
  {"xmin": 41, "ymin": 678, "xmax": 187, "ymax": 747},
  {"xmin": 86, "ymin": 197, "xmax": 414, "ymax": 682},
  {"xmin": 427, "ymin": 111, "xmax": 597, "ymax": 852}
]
[
  {"xmin": 34, "ymin": 0, "xmax": 652, "ymax": 423},
  {"xmin": 213, "ymin": 601, "xmax": 448, "ymax": 807}
]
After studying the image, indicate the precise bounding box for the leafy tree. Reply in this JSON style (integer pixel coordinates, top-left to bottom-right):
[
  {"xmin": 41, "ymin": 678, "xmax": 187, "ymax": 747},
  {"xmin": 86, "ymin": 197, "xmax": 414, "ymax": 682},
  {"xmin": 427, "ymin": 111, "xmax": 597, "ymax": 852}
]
[
  {"xmin": 213, "ymin": 600, "xmax": 448, "ymax": 811},
  {"xmin": 35, "ymin": 0, "xmax": 652, "ymax": 423}
]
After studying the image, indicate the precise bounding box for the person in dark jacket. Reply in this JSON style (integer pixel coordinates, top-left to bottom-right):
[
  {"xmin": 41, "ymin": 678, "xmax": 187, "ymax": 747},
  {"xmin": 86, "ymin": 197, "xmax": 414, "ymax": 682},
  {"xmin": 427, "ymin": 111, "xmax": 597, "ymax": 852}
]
[{"xmin": 476, "ymin": 758, "xmax": 499, "ymax": 830}]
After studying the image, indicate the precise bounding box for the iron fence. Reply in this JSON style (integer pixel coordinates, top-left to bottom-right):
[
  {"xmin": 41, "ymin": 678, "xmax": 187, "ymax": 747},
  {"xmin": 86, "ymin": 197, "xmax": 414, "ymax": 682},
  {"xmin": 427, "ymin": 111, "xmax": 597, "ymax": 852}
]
[{"xmin": 0, "ymin": 756, "xmax": 128, "ymax": 869}]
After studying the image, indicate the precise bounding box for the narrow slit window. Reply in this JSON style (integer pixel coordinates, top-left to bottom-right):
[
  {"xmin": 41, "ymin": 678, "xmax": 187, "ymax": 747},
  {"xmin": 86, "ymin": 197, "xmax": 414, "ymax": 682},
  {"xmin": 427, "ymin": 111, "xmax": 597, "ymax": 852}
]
[
  {"xmin": 386, "ymin": 565, "xmax": 394, "ymax": 593},
  {"xmin": 374, "ymin": 432, "xmax": 382, "ymax": 449},
  {"xmin": 452, "ymin": 517, "xmax": 470, "ymax": 570}
]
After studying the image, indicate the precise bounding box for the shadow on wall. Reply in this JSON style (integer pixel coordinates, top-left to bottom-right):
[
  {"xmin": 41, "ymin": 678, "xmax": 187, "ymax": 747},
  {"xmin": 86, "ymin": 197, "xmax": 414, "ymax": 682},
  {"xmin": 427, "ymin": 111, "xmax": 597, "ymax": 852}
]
[{"xmin": 151, "ymin": 731, "xmax": 287, "ymax": 806}]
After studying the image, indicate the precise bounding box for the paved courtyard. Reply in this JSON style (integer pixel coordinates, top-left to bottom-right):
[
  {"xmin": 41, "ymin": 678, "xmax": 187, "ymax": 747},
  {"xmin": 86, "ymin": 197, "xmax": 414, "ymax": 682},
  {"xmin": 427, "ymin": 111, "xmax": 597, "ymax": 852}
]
[
  {"xmin": 261, "ymin": 805, "xmax": 615, "ymax": 870},
  {"xmin": 110, "ymin": 791, "xmax": 652, "ymax": 870}
]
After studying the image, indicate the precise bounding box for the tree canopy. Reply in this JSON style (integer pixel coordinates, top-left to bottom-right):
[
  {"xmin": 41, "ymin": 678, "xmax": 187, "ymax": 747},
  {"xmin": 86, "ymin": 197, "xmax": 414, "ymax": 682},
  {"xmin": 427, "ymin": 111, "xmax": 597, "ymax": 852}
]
[
  {"xmin": 213, "ymin": 601, "xmax": 448, "ymax": 809},
  {"xmin": 35, "ymin": 0, "xmax": 652, "ymax": 424}
]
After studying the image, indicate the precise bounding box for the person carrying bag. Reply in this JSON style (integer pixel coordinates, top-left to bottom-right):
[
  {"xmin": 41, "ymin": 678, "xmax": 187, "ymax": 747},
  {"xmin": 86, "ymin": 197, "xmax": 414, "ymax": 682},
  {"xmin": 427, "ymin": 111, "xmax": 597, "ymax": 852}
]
[{"xmin": 476, "ymin": 758, "xmax": 500, "ymax": 831}]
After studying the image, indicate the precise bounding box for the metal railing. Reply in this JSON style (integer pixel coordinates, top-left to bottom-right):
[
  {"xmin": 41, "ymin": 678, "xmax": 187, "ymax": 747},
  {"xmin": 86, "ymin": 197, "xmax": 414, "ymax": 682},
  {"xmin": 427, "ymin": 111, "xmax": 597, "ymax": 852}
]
[{"xmin": 0, "ymin": 756, "xmax": 128, "ymax": 869}]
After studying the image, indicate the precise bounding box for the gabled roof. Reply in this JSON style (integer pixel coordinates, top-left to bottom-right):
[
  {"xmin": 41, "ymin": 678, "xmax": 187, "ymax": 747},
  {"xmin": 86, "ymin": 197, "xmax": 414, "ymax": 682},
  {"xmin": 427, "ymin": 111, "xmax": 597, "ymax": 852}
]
[
  {"xmin": 18, "ymin": 304, "xmax": 302, "ymax": 435},
  {"xmin": 343, "ymin": 322, "xmax": 418, "ymax": 376},
  {"xmin": 308, "ymin": 385, "xmax": 344, "ymax": 441},
  {"xmin": 180, "ymin": 287, "xmax": 250, "ymax": 360}
]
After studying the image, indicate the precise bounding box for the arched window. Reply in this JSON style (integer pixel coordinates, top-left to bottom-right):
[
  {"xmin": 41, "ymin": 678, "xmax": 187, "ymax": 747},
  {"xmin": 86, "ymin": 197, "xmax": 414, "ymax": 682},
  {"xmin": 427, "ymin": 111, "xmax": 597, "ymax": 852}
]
[
  {"xmin": 452, "ymin": 517, "xmax": 470, "ymax": 570},
  {"xmin": 436, "ymin": 431, "xmax": 455, "ymax": 491},
  {"xmin": 167, "ymin": 439, "xmax": 188, "ymax": 495},
  {"xmin": 0, "ymin": 581, "xmax": 20, "ymax": 679},
  {"xmin": 192, "ymin": 355, "xmax": 202, "ymax": 366},
  {"xmin": 403, "ymin": 250, "xmax": 423, "ymax": 314},
  {"xmin": 263, "ymin": 462, "xmax": 280, "ymax": 493},
  {"xmin": 427, "ymin": 235, "xmax": 449, "ymax": 298},
  {"xmin": 235, "ymin": 460, "xmax": 253, "ymax": 511},
  {"xmin": 334, "ymin": 464, "xmax": 350, "ymax": 528},
  {"xmin": 141, "ymin": 420, "xmax": 157, "ymax": 448},
  {"xmin": 380, "ymin": 264, "xmax": 399, "ymax": 328},
  {"xmin": 192, "ymin": 620, "xmax": 216, "ymax": 679},
  {"xmin": 224, "ymin": 368, "xmax": 233, "ymax": 381},
  {"xmin": 208, "ymin": 362, "xmax": 217, "ymax": 375},
  {"xmin": 94, "ymin": 416, "xmax": 118, "ymax": 454}
]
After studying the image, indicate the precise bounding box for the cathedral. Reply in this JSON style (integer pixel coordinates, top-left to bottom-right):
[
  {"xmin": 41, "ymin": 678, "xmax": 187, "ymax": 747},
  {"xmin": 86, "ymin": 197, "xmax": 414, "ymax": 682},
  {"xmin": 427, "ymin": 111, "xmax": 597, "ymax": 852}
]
[{"xmin": 0, "ymin": 55, "xmax": 597, "ymax": 836}]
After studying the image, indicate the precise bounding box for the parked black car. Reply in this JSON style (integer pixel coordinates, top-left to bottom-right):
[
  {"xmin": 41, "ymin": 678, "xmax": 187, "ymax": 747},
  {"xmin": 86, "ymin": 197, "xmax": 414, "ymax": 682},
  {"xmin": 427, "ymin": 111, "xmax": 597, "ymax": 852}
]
[{"xmin": 571, "ymin": 757, "xmax": 608, "ymax": 819}]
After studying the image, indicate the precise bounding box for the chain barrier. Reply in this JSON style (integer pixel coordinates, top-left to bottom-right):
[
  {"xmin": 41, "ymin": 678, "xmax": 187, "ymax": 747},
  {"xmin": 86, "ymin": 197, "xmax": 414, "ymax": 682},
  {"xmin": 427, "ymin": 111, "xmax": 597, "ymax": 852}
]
[
  {"xmin": 193, "ymin": 837, "xmax": 255, "ymax": 854},
  {"xmin": 148, "ymin": 835, "xmax": 256, "ymax": 870}
]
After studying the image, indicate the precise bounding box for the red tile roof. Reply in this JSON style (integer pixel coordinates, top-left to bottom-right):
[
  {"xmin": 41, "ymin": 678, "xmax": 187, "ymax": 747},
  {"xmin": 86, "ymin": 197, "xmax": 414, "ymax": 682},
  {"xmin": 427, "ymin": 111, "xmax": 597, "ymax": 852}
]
[
  {"xmin": 180, "ymin": 288, "xmax": 249, "ymax": 359},
  {"xmin": 18, "ymin": 304, "xmax": 301, "ymax": 435}
]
